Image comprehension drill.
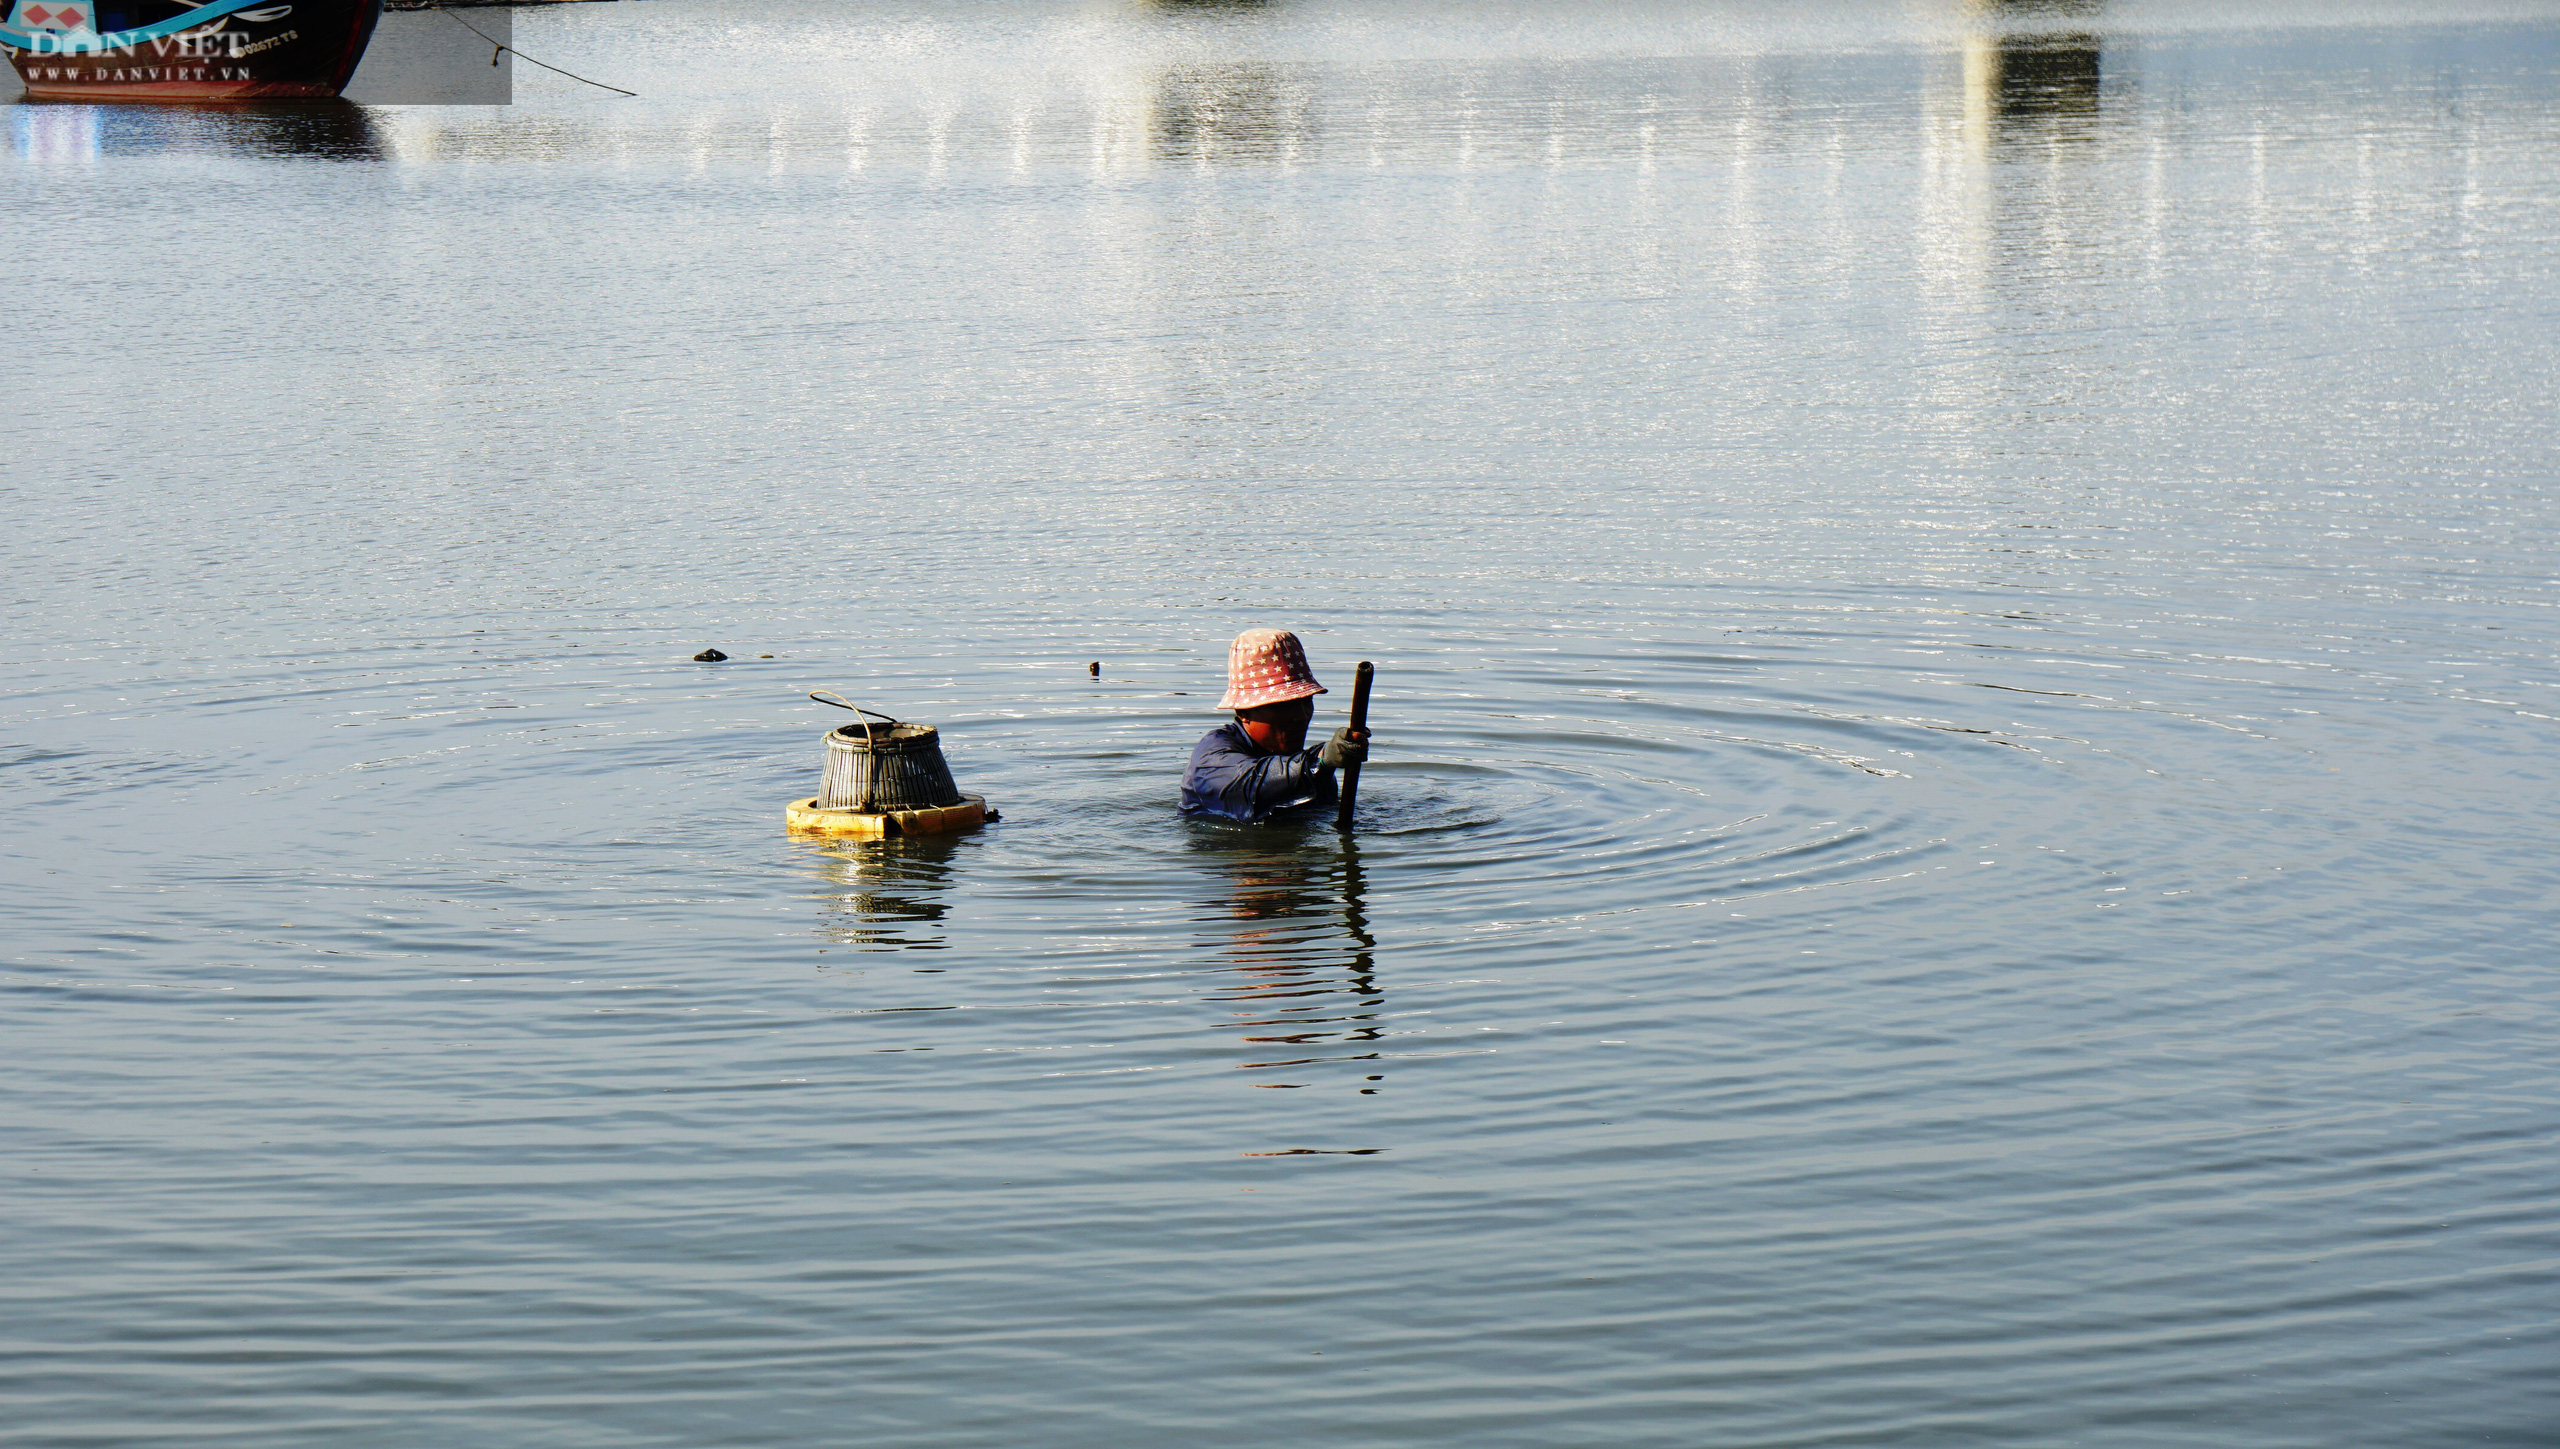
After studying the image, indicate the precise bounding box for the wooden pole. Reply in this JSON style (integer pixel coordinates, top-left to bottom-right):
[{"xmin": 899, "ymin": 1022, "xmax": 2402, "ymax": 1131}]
[{"xmin": 1335, "ymin": 661, "xmax": 1374, "ymax": 830}]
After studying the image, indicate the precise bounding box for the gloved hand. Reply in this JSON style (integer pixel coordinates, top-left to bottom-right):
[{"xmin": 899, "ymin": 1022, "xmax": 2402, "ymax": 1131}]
[{"xmin": 1318, "ymin": 726, "xmax": 1368, "ymax": 771}]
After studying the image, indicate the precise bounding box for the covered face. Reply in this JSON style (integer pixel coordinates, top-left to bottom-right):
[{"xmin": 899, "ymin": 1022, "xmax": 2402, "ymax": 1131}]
[{"xmin": 1235, "ymin": 695, "xmax": 1316, "ymax": 755}]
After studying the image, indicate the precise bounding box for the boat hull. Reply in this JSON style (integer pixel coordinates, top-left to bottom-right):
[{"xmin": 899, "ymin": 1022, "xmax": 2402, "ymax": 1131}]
[{"xmin": 5, "ymin": 0, "xmax": 381, "ymax": 100}]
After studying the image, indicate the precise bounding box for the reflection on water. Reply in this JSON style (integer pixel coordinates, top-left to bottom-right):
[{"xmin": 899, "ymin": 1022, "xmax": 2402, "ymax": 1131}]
[
  {"xmin": 802, "ymin": 812, "xmax": 1390, "ymax": 1092},
  {"xmin": 1960, "ymin": 0, "xmax": 2105, "ymax": 144},
  {"xmin": 8, "ymin": 102, "xmax": 98, "ymax": 162},
  {"xmin": 1195, "ymin": 828, "xmax": 1383, "ymax": 1093},
  {"xmin": 9, "ymin": 1, "xmax": 2559, "ymax": 1441},
  {"xmin": 799, "ymin": 834, "xmax": 964, "ymax": 951},
  {"xmin": 1151, "ymin": 62, "xmax": 1311, "ymax": 165},
  {"xmin": 1922, "ymin": 0, "xmax": 2115, "ymax": 399},
  {"xmin": 8, "ymin": 100, "xmax": 386, "ymax": 161},
  {"xmin": 1966, "ymin": 34, "xmax": 2104, "ymax": 140}
]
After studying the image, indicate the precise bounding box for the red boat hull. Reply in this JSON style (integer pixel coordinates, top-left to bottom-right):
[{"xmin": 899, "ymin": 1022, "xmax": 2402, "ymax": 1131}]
[{"xmin": 6, "ymin": 0, "xmax": 381, "ymax": 100}]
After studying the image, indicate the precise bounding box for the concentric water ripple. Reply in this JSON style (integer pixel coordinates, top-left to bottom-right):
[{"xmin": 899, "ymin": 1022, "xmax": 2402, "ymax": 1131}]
[{"xmin": 8, "ymin": 3, "xmax": 2560, "ymax": 1444}]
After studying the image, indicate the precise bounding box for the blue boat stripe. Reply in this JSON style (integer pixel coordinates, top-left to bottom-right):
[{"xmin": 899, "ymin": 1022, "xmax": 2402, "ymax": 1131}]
[{"xmin": 2, "ymin": 0, "xmax": 276, "ymax": 51}]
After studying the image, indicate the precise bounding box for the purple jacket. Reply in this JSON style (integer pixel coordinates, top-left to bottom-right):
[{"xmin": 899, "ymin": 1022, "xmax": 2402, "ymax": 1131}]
[{"xmin": 1180, "ymin": 722, "xmax": 1337, "ymax": 822}]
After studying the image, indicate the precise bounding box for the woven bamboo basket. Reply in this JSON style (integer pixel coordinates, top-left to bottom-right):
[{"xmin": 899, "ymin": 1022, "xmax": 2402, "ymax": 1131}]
[{"xmin": 786, "ymin": 696, "xmax": 988, "ymax": 838}]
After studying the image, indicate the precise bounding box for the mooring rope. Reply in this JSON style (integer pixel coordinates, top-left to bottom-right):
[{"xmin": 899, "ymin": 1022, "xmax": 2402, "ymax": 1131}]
[{"xmin": 429, "ymin": 5, "xmax": 637, "ymax": 97}]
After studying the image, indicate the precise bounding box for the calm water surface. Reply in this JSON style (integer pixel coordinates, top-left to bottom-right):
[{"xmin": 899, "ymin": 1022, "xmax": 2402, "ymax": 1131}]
[{"xmin": 5, "ymin": 1, "xmax": 2558, "ymax": 1444}]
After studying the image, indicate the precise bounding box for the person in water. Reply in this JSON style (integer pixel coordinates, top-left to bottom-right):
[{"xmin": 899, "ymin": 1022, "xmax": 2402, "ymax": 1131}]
[{"xmin": 1181, "ymin": 629, "xmax": 1368, "ymax": 823}]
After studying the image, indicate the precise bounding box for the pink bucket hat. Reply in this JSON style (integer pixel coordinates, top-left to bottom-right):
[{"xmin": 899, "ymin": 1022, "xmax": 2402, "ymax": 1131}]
[{"xmin": 1217, "ymin": 629, "xmax": 1327, "ymax": 710}]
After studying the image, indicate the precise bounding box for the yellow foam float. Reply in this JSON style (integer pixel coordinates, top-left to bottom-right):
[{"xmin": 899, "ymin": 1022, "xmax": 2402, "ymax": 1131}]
[{"xmin": 784, "ymin": 794, "xmax": 989, "ymax": 839}]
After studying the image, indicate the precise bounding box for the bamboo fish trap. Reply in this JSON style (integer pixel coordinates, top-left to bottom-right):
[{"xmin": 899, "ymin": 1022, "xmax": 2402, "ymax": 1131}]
[{"xmin": 784, "ymin": 694, "xmax": 989, "ymax": 838}]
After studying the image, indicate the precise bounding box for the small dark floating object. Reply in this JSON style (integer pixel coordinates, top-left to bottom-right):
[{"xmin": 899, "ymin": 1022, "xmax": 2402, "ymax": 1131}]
[
  {"xmin": 693, "ymin": 648, "xmax": 728, "ymax": 662},
  {"xmin": 1089, "ymin": 661, "xmax": 1101, "ymax": 677}
]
